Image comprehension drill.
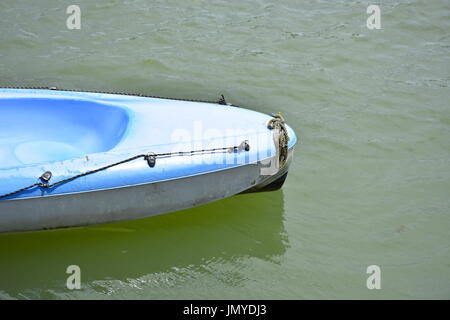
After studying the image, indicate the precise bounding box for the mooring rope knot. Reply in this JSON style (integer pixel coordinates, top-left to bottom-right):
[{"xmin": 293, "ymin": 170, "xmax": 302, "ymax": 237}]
[{"xmin": 267, "ymin": 113, "xmax": 290, "ymax": 168}]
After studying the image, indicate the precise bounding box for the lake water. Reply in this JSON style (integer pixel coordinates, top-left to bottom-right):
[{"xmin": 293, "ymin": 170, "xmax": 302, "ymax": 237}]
[{"xmin": 0, "ymin": 0, "xmax": 449, "ymax": 299}]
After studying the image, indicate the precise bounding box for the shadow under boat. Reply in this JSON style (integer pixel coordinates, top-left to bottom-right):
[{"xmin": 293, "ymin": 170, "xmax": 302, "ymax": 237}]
[{"xmin": 0, "ymin": 190, "xmax": 287, "ymax": 298}]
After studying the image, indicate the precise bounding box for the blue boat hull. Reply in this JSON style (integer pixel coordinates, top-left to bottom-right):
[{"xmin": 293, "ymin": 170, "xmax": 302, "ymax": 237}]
[{"xmin": 0, "ymin": 89, "xmax": 297, "ymax": 233}]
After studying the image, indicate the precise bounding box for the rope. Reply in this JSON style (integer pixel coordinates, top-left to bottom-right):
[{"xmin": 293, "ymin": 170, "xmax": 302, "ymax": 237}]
[
  {"xmin": 267, "ymin": 113, "xmax": 290, "ymax": 168},
  {"xmin": 0, "ymin": 86, "xmax": 232, "ymax": 106},
  {"xmin": 0, "ymin": 182, "xmax": 43, "ymax": 200},
  {"xmin": 0, "ymin": 141, "xmax": 250, "ymax": 200}
]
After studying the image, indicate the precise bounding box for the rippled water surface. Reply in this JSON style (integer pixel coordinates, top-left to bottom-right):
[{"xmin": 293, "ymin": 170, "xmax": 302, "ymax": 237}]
[{"xmin": 0, "ymin": 0, "xmax": 449, "ymax": 299}]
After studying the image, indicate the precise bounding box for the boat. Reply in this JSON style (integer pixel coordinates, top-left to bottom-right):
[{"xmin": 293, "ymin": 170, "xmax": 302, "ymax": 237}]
[{"xmin": 0, "ymin": 88, "xmax": 297, "ymax": 233}]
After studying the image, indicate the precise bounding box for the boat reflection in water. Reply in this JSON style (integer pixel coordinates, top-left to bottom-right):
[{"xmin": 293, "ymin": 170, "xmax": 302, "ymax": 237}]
[{"xmin": 0, "ymin": 190, "xmax": 287, "ymax": 298}]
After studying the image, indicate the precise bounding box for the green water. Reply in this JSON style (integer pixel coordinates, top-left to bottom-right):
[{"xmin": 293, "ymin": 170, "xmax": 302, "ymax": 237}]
[{"xmin": 1, "ymin": 0, "xmax": 449, "ymax": 299}]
